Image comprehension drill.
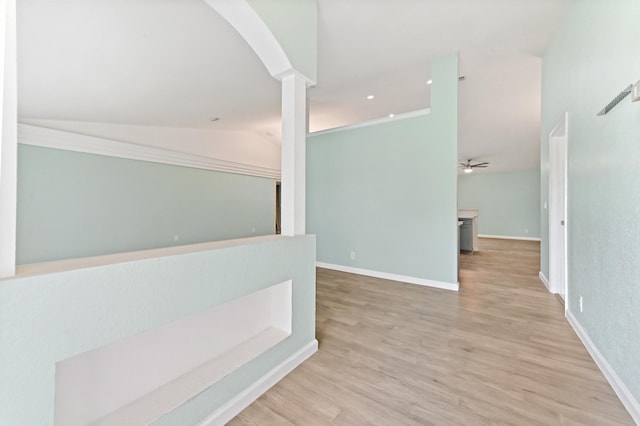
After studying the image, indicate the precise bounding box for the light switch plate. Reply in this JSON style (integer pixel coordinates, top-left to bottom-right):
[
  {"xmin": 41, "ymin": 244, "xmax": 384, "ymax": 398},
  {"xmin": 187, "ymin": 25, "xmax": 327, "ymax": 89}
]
[{"xmin": 633, "ymin": 80, "xmax": 640, "ymax": 102}]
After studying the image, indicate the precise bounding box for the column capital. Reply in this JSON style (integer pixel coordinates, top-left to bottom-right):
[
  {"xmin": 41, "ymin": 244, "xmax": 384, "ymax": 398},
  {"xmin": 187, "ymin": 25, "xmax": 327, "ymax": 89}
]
[{"xmin": 274, "ymin": 69, "xmax": 316, "ymax": 88}]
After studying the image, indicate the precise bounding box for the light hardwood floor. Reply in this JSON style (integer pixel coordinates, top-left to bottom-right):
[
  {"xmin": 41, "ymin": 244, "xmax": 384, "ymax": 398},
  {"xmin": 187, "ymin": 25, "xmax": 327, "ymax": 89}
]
[{"xmin": 229, "ymin": 238, "xmax": 633, "ymax": 425}]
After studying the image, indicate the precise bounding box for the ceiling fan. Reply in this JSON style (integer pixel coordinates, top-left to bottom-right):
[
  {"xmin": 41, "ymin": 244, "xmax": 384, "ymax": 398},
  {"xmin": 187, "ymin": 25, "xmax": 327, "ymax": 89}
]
[{"xmin": 460, "ymin": 159, "xmax": 489, "ymax": 173}]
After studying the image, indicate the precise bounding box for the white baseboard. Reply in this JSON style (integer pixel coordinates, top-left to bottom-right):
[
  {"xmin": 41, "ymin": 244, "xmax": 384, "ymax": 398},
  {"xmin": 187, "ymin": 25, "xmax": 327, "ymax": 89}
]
[
  {"xmin": 478, "ymin": 234, "xmax": 541, "ymax": 242},
  {"xmin": 539, "ymin": 271, "xmax": 550, "ymax": 291},
  {"xmin": 566, "ymin": 311, "xmax": 640, "ymax": 424},
  {"xmin": 197, "ymin": 339, "xmax": 318, "ymax": 426},
  {"xmin": 316, "ymin": 262, "xmax": 459, "ymax": 292}
]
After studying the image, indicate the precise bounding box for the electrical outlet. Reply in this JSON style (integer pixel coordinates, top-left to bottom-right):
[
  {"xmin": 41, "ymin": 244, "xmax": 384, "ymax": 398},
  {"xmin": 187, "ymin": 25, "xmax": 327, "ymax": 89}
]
[
  {"xmin": 251, "ymin": 227, "xmax": 256, "ymax": 233},
  {"xmin": 173, "ymin": 235, "xmax": 179, "ymax": 242},
  {"xmin": 579, "ymin": 296, "xmax": 583, "ymax": 313},
  {"xmin": 524, "ymin": 228, "xmax": 529, "ymax": 234},
  {"xmin": 350, "ymin": 251, "xmax": 356, "ymax": 260}
]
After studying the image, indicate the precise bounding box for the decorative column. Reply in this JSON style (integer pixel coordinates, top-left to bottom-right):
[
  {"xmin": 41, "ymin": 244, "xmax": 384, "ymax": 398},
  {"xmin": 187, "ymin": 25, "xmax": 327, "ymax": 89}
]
[
  {"xmin": 280, "ymin": 71, "xmax": 308, "ymax": 236},
  {"xmin": 0, "ymin": 0, "xmax": 17, "ymax": 277}
]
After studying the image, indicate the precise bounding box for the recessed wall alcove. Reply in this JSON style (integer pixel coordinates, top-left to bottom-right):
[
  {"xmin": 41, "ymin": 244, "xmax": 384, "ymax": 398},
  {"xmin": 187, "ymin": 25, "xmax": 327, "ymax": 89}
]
[{"xmin": 54, "ymin": 280, "xmax": 292, "ymax": 425}]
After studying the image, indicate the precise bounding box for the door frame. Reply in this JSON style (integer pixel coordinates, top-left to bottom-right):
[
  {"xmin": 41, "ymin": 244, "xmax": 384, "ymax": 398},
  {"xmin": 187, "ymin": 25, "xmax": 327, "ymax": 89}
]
[
  {"xmin": 548, "ymin": 112, "xmax": 569, "ymax": 308},
  {"xmin": 275, "ymin": 181, "xmax": 282, "ymax": 234}
]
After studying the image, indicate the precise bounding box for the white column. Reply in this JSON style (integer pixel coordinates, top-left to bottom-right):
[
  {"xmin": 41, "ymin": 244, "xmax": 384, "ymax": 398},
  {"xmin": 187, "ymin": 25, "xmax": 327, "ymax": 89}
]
[
  {"xmin": 0, "ymin": 0, "xmax": 17, "ymax": 277},
  {"xmin": 280, "ymin": 72, "xmax": 307, "ymax": 236}
]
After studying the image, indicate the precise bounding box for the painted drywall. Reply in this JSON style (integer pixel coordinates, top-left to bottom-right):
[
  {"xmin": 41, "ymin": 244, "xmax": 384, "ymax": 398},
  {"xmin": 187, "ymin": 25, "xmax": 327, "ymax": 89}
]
[
  {"xmin": 458, "ymin": 171, "xmax": 540, "ymax": 238},
  {"xmin": 248, "ymin": 0, "xmax": 317, "ymax": 82},
  {"xmin": 307, "ymin": 54, "xmax": 458, "ymax": 285},
  {"xmin": 541, "ymin": 0, "xmax": 640, "ymax": 405},
  {"xmin": 17, "ymin": 144, "xmax": 275, "ymax": 264},
  {"xmin": 0, "ymin": 235, "xmax": 316, "ymax": 425}
]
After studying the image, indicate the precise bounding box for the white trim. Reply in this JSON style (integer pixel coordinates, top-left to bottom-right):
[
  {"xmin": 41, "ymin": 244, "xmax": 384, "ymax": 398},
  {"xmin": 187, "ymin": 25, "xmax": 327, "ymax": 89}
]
[
  {"xmin": 566, "ymin": 311, "xmax": 640, "ymax": 424},
  {"xmin": 18, "ymin": 124, "xmax": 280, "ymax": 180},
  {"xmin": 198, "ymin": 339, "xmax": 318, "ymax": 426},
  {"xmin": 479, "ymin": 234, "xmax": 541, "ymax": 242},
  {"xmin": 316, "ymin": 262, "xmax": 459, "ymax": 292},
  {"xmin": 0, "ymin": 0, "xmax": 18, "ymax": 278},
  {"xmin": 548, "ymin": 112, "xmax": 569, "ymax": 300},
  {"xmin": 309, "ymin": 109, "xmax": 431, "ymax": 137},
  {"xmin": 538, "ymin": 271, "xmax": 550, "ymax": 291}
]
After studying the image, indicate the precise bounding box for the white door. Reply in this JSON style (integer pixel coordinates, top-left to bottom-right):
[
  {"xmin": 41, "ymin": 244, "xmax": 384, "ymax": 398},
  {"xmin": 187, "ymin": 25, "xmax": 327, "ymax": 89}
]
[{"xmin": 549, "ymin": 113, "xmax": 568, "ymax": 304}]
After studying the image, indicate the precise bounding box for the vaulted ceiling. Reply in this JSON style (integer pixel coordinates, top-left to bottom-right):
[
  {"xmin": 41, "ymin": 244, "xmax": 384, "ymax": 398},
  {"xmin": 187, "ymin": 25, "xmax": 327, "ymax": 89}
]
[{"xmin": 17, "ymin": 0, "xmax": 571, "ymax": 173}]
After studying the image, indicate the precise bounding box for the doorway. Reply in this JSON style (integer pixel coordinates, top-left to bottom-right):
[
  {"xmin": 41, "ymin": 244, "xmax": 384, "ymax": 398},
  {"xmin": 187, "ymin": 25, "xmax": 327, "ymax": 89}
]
[
  {"xmin": 548, "ymin": 113, "xmax": 568, "ymax": 306},
  {"xmin": 275, "ymin": 181, "xmax": 281, "ymax": 234}
]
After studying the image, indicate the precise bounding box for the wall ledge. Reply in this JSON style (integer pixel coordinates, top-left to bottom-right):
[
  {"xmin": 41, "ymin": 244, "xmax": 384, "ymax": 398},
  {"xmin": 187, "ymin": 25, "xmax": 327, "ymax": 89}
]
[
  {"xmin": 12, "ymin": 235, "xmax": 284, "ymax": 279},
  {"xmin": 316, "ymin": 262, "xmax": 459, "ymax": 292},
  {"xmin": 566, "ymin": 310, "xmax": 640, "ymax": 424},
  {"xmin": 17, "ymin": 123, "xmax": 281, "ymax": 180}
]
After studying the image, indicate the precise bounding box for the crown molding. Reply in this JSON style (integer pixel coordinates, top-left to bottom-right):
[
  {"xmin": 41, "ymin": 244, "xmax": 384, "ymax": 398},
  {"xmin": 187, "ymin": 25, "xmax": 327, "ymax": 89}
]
[{"xmin": 17, "ymin": 124, "xmax": 280, "ymax": 180}]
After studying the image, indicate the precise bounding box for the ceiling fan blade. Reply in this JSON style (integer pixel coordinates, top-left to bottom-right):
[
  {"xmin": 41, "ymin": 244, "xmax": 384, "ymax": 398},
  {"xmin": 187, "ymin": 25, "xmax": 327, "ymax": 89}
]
[
  {"xmin": 471, "ymin": 162, "xmax": 489, "ymax": 167},
  {"xmin": 473, "ymin": 165, "xmax": 489, "ymax": 168}
]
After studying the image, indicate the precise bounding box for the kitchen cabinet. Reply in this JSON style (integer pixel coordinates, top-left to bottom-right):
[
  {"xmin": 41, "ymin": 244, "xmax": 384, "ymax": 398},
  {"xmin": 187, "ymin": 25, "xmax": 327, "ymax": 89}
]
[{"xmin": 458, "ymin": 209, "xmax": 478, "ymax": 252}]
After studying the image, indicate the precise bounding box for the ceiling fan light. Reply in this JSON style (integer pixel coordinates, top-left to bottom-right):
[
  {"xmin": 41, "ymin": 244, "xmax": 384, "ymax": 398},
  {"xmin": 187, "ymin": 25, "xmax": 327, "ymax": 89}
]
[{"xmin": 464, "ymin": 167, "xmax": 473, "ymax": 173}]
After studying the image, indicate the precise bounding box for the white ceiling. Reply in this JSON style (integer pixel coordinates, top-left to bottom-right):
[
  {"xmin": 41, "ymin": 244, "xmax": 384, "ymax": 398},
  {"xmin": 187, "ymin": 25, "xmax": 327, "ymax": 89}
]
[{"xmin": 17, "ymin": 0, "xmax": 571, "ymax": 173}]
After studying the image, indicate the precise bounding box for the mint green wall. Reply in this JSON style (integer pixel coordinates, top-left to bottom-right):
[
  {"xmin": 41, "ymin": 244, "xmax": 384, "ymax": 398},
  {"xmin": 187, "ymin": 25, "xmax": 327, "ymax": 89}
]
[
  {"xmin": 0, "ymin": 235, "xmax": 316, "ymax": 425},
  {"xmin": 248, "ymin": 0, "xmax": 317, "ymax": 82},
  {"xmin": 458, "ymin": 171, "xmax": 540, "ymax": 238},
  {"xmin": 17, "ymin": 145, "xmax": 275, "ymax": 264},
  {"xmin": 307, "ymin": 54, "xmax": 458, "ymax": 285},
  {"xmin": 542, "ymin": 0, "xmax": 640, "ymax": 405}
]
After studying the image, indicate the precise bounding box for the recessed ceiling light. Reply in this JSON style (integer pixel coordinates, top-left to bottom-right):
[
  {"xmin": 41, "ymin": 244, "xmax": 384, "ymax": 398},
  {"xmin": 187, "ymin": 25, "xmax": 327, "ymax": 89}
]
[
  {"xmin": 367, "ymin": 95, "xmax": 375, "ymax": 100},
  {"xmin": 426, "ymin": 80, "xmax": 432, "ymax": 85},
  {"xmin": 389, "ymin": 113, "xmax": 395, "ymax": 118}
]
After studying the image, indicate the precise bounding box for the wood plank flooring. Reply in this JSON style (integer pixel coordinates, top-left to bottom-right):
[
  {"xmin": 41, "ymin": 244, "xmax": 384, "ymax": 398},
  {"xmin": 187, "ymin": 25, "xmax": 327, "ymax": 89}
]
[{"xmin": 229, "ymin": 238, "xmax": 633, "ymax": 425}]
